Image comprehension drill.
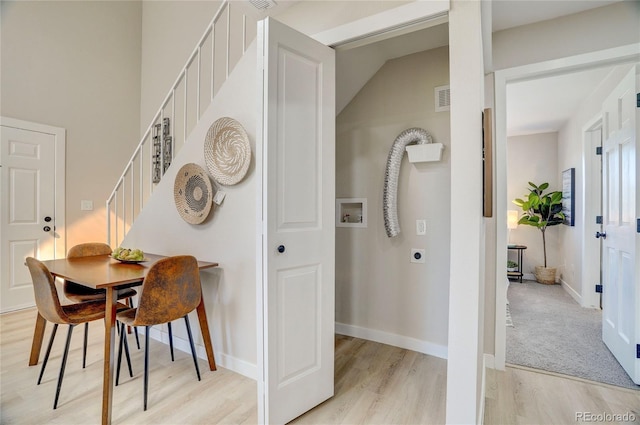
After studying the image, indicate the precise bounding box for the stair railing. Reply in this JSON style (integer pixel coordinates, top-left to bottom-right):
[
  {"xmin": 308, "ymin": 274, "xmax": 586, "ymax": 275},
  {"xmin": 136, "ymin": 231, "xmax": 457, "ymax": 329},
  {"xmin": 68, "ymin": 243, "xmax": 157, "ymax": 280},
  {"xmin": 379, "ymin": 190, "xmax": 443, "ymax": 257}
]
[{"xmin": 107, "ymin": 0, "xmax": 257, "ymax": 247}]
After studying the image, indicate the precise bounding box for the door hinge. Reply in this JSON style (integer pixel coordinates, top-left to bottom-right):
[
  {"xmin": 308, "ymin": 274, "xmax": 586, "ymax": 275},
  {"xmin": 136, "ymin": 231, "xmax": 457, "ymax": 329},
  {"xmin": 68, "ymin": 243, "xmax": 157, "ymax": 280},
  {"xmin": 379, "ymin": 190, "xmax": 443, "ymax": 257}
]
[
  {"xmin": 596, "ymin": 146, "xmax": 602, "ymax": 155},
  {"xmin": 596, "ymin": 216, "xmax": 603, "ymax": 224},
  {"xmin": 637, "ymin": 218, "xmax": 640, "ymax": 233},
  {"xmin": 636, "ymin": 93, "xmax": 640, "ymax": 108},
  {"xmin": 637, "ymin": 344, "xmax": 640, "ymax": 359},
  {"xmin": 595, "ymin": 284, "xmax": 603, "ymax": 293}
]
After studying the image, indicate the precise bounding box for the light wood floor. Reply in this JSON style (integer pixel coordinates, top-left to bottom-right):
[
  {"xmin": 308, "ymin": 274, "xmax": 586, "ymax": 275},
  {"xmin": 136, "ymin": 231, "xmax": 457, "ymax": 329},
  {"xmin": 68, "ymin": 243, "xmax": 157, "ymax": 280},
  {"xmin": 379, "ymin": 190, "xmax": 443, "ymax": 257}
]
[
  {"xmin": 485, "ymin": 363, "xmax": 640, "ymax": 425},
  {"xmin": 0, "ymin": 307, "xmax": 257, "ymax": 425},
  {"xmin": 292, "ymin": 335, "xmax": 447, "ymax": 424},
  {"xmin": 2, "ymin": 308, "xmax": 638, "ymax": 424}
]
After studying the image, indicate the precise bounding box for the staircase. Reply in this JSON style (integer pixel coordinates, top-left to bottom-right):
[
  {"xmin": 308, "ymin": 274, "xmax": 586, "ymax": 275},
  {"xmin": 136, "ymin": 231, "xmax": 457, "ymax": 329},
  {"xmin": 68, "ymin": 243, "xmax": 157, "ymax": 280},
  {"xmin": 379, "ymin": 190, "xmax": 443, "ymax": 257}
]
[{"xmin": 106, "ymin": 1, "xmax": 258, "ymax": 246}]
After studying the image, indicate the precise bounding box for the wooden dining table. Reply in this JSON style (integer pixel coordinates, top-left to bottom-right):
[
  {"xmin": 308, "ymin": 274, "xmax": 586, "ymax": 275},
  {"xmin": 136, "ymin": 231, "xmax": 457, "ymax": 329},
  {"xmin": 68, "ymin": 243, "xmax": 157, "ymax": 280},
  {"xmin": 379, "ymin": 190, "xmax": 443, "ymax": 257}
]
[{"xmin": 29, "ymin": 253, "xmax": 218, "ymax": 425}]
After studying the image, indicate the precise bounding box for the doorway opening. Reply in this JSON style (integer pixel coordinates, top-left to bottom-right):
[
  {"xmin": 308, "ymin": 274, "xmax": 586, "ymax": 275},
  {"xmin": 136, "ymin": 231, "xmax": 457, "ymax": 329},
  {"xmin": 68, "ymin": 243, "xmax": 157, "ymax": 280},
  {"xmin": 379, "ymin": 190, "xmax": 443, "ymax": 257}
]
[
  {"xmin": 496, "ymin": 53, "xmax": 639, "ymax": 390},
  {"xmin": 333, "ymin": 21, "xmax": 451, "ymax": 361}
]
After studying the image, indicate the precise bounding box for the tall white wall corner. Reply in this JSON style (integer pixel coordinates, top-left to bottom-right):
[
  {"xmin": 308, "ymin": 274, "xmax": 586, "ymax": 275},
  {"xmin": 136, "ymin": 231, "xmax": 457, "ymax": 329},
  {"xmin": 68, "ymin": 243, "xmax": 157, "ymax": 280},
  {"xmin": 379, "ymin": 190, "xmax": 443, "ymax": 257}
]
[{"xmin": 446, "ymin": 0, "xmax": 486, "ymax": 424}]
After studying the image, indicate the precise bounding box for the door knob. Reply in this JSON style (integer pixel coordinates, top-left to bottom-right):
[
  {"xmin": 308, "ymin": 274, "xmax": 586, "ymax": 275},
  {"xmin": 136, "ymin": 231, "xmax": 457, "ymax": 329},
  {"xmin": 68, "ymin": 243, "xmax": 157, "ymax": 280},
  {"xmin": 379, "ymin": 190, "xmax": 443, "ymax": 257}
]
[
  {"xmin": 595, "ymin": 231, "xmax": 606, "ymax": 239},
  {"xmin": 43, "ymin": 226, "xmax": 51, "ymax": 232},
  {"xmin": 44, "ymin": 216, "xmax": 52, "ymax": 222},
  {"xmin": 277, "ymin": 245, "xmax": 285, "ymax": 253}
]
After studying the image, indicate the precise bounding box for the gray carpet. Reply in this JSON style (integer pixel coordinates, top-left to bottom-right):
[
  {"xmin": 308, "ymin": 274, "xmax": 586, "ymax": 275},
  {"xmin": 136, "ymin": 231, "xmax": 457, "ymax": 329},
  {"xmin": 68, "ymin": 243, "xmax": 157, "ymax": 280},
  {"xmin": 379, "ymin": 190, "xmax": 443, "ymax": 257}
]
[{"xmin": 506, "ymin": 280, "xmax": 639, "ymax": 390}]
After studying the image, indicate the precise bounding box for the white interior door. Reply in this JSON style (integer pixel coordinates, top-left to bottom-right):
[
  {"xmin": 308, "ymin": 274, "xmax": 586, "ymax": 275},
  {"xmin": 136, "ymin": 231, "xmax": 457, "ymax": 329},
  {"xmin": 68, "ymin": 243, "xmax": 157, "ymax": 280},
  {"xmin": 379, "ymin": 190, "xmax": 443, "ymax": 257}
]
[
  {"xmin": 601, "ymin": 66, "xmax": 639, "ymax": 384},
  {"xmin": 257, "ymin": 17, "xmax": 335, "ymax": 424},
  {"xmin": 1, "ymin": 119, "xmax": 62, "ymax": 312}
]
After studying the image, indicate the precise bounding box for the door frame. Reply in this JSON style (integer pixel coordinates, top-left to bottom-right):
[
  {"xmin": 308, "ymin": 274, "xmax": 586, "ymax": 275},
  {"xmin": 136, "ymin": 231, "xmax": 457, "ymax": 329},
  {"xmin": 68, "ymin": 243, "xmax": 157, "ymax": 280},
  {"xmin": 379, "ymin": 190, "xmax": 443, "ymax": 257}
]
[
  {"xmin": 582, "ymin": 115, "xmax": 603, "ymax": 309},
  {"xmin": 255, "ymin": 2, "xmax": 451, "ymax": 423},
  {"xmin": 0, "ymin": 116, "xmax": 66, "ymax": 261},
  {"xmin": 493, "ymin": 44, "xmax": 640, "ymax": 369}
]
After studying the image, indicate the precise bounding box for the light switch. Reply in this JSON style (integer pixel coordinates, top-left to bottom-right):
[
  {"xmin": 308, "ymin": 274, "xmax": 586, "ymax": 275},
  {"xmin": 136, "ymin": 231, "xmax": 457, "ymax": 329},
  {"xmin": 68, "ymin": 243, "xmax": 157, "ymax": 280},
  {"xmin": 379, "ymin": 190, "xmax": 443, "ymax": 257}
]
[
  {"xmin": 81, "ymin": 200, "xmax": 93, "ymax": 211},
  {"xmin": 416, "ymin": 219, "xmax": 426, "ymax": 235}
]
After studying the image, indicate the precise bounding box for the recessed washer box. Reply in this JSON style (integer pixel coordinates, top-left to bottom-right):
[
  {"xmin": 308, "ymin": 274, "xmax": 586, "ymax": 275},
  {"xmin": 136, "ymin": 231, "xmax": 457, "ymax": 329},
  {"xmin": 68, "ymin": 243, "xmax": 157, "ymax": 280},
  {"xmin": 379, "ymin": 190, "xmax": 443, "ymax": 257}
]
[{"xmin": 336, "ymin": 198, "xmax": 367, "ymax": 228}]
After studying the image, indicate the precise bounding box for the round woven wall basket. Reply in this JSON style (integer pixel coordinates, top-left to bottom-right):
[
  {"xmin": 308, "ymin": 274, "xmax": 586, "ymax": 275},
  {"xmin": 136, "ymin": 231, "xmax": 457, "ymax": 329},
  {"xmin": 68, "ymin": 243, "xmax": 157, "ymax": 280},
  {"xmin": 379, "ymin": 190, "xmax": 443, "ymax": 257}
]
[
  {"xmin": 174, "ymin": 163, "xmax": 213, "ymax": 224},
  {"xmin": 204, "ymin": 117, "xmax": 251, "ymax": 186}
]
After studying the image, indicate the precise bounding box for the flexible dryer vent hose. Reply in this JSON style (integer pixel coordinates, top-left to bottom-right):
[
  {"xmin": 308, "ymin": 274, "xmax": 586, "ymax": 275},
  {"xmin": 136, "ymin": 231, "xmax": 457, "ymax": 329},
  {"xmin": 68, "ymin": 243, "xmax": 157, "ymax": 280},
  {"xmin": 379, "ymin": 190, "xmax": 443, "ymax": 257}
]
[{"xmin": 383, "ymin": 127, "xmax": 433, "ymax": 238}]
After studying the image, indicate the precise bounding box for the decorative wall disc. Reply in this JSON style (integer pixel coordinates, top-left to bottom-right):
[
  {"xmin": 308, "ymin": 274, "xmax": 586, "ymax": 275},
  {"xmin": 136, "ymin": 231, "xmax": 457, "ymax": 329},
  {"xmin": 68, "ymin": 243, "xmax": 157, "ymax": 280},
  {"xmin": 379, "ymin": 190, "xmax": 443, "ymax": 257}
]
[
  {"xmin": 204, "ymin": 117, "xmax": 251, "ymax": 186},
  {"xmin": 174, "ymin": 163, "xmax": 213, "ymax": 224}
]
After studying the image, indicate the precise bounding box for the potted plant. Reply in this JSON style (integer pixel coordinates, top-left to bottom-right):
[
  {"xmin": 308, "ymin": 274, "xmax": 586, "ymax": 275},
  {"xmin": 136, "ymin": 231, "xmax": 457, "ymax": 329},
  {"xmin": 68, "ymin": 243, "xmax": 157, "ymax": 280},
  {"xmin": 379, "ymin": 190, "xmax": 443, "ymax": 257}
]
[
  {"xmin": 513, "ymin": 181, "xmax": 564, "ymax": 284},
  {"xmin": 507, "ymin": 260, "xmax": 519, "ymax": 272}
]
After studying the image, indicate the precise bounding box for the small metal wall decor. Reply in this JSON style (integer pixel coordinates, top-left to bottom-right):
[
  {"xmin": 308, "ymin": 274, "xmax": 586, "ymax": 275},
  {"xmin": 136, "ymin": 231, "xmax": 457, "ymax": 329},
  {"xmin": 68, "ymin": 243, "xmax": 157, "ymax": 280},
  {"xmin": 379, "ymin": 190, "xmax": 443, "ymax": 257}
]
[{"xmin": 152, "ymin": 118, "xmax": 173, "ymax": 183}]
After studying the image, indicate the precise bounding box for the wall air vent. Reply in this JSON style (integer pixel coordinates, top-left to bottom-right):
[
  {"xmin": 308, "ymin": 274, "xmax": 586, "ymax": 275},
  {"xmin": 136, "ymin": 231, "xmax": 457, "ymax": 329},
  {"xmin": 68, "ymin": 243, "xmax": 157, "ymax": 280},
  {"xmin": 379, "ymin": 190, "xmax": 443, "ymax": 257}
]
[
  {"xmin": 435, "ymin": 85, "xmax": 450, "ymax": 112},
  {"xmin": 249, "ymin": 0, "xmax": 277, "ymax": 9}
]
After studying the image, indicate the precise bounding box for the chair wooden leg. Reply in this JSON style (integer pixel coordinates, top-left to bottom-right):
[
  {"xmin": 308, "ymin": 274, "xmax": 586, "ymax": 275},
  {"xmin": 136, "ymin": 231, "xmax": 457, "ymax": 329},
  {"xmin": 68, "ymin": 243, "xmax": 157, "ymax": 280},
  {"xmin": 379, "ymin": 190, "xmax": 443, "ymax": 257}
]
[
  {"xmin": 38, "ymin": 323, "xmax": 58, "ymax": 385},
  {"xmin": 184, "ymin": 315, "xmax": 201, "ymax": 381},
  {"xmin": 167, "ymin": 321, "xmax": 174, "ymax": 361},
  {"xmin": 144, "ymin": 326, "xmax": 150, "ymax": 411},
  {"xmin": 82, "ymin": 322, "xmax": 88, "ymax": 368},
  {"xmin": 53, "ymin": 325, "xmax": 74, "ymax": 409}
]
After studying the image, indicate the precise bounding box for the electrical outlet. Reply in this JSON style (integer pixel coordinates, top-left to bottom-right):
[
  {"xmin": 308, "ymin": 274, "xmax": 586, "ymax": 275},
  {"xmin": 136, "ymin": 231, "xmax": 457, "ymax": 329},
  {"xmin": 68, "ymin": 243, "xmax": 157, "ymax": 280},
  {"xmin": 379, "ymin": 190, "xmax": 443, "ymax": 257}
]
[
  {"xmin": 416, "ymin": 219, "xmax": 426, "ymax": 235},
  {"xmin": 81, "ymin": 200, "xmax": 93, "ymax": 211},
  {"xmin": 410, "ymin": 249, "xmax": 425, "ymax": 264}
]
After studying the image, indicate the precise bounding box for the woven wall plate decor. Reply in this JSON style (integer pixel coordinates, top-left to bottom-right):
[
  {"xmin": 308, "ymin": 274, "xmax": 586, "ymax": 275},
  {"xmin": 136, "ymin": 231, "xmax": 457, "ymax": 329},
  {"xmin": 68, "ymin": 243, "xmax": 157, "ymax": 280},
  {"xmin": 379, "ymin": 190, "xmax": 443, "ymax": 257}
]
[
  {"xmin": 204, "ymin": 117, "xmax": 251, "ymax": 186},
  {"xmin": 174, "ymin": 163, "xmax": 213, "ymax": 224}
]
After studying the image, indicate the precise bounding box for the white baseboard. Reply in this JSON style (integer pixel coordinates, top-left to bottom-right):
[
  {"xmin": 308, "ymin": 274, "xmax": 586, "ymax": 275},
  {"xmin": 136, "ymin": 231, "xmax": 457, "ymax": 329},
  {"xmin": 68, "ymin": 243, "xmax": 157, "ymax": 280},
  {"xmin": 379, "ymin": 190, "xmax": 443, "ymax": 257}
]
[
  {"xmin": 483, "ymin": 353, "xmax": 495, "ymax": 369},
  {"xmin": 560, "ymin": 278, "xmax": 582, "ymax": 305},
  {"xmin": 146, "ymin": 327, "xmax": 257, "ymax": 380},
  {"xmin": 479, "ymin": 354, "xmax": 492, "ymax": 425},
  {"xmin": 335, "ymin": 322, "xmax": 448, "ymax": 359}
]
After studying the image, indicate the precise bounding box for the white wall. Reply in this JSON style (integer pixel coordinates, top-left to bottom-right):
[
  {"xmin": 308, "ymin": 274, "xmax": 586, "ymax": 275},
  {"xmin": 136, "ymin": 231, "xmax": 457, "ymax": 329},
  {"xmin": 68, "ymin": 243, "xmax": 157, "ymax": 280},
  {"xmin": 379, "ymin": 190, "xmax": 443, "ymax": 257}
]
[
  {"xmin": 492, "ymin": 2, "xmax": 640, "ymax": 71},
  {"xmin": 507, "ymin": 132, "xmax": 560, "ymax": 276},
  {"xmin": 1, "ymin": 1, "xmax": 142, "ymax": 250},
  {"xmin": 123, "ymin": 44, "xmax": 258, "ymax": 377},
  {"xmin": 272, "ymin": 0, "xmax": 412, "ymax": 36},
  {"xmin": 446, "ymin": 1, "xmax": 485, "ymax": 422},
  {"xmin": 139, "ymin": 1, "xmax": 222, "ymax": 135},
  {"xmin": 335, "ymin": 46, "xmax": 450, "ymax": 357}
]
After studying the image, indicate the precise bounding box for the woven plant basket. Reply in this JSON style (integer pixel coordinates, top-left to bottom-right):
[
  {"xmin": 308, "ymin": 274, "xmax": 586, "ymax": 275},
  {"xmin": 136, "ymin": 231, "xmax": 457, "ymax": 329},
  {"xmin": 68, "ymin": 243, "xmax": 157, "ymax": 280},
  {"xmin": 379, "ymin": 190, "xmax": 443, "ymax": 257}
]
[{"xmin": 535, "ymin": 266, "xmax": 556, "ymax": 285}]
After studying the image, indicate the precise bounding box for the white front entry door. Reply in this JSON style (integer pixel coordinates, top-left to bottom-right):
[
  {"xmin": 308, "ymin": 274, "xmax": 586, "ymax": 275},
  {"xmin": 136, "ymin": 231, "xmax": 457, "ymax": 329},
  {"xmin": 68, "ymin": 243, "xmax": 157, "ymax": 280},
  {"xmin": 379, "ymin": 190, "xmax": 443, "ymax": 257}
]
[
  {"xmin": 0, "ymin": 118, "xmax": 64, "ymax": 313},
  {"xmin": 601, "ymin": 66, "xmax": 639, "ymax": 384},
  {"xmin": 257, "ymin": 17, "xmax": 336, "ymax": 424}
]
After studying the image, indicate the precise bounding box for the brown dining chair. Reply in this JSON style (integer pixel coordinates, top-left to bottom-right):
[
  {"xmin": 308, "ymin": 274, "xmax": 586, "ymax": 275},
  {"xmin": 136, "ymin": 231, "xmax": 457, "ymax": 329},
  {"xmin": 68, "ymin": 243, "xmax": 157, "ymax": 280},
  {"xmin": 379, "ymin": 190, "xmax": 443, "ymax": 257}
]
[
  {"xmin": 25, "ymin": 257, "xmax": 132, "ymax": 409},
  {"xmin": 64, "ymin": 242, "xmax": 140, "ymax": 361},
  {"xmin": 115, "ymin": 255, "xmax": 202, "ymax": 411}
]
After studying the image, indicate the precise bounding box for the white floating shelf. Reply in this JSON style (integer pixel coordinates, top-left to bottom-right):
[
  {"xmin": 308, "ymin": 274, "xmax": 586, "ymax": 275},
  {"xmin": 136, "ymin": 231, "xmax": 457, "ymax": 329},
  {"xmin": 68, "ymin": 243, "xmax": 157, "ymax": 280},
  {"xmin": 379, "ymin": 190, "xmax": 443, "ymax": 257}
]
[{"xmin": 406, "ymin": 143, "xmax": 444, "ymax": 163}]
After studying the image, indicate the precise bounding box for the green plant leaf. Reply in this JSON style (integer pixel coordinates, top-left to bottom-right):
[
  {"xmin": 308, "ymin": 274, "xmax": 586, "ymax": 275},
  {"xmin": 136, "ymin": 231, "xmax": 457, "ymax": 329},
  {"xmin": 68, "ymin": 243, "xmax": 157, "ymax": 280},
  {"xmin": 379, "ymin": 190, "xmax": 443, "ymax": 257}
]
[{"xmin": 529, "ymin": 193, "xmax": 540, "ymax": 207}]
